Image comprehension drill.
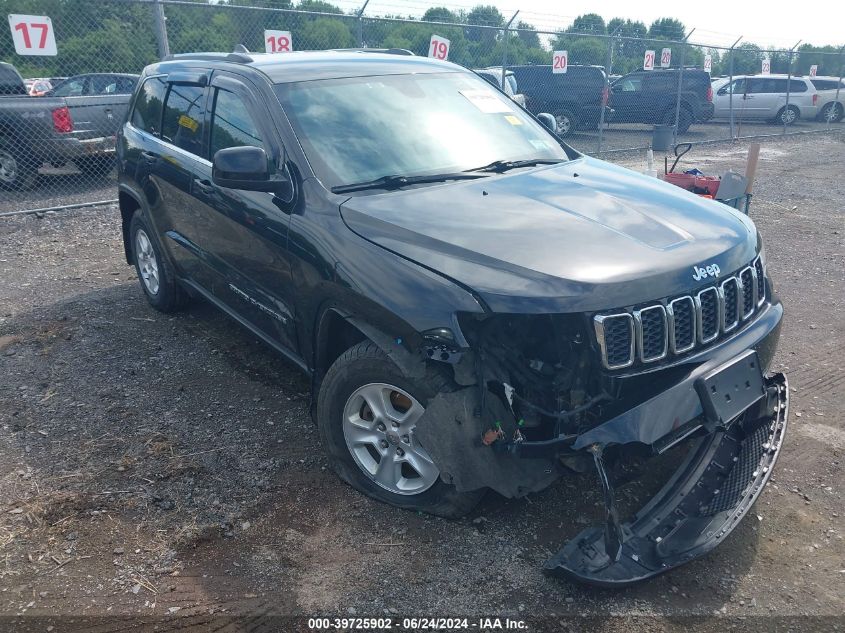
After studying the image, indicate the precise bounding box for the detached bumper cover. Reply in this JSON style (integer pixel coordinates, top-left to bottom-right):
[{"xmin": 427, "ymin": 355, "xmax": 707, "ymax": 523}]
[{"xmin": 544, "ymin": 372, "xmax": 788, "ymax": 586}]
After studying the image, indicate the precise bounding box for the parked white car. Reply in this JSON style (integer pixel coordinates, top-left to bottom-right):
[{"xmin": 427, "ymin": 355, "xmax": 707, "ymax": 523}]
[
  {"xmin": 713, "ymin": 74, "xmax": 818, "ymax": 124},
  {"xmin": 474, "ymin": 67, "xmax": 526, "ymax": 107},
  {"xmin": 810, "ymin": 76, "xmax": 845, "ymax": 123}
]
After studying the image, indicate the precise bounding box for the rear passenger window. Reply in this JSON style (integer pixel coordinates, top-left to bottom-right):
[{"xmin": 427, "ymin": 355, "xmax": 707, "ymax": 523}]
[
  {"xmin": 131, "ymin": 76, "xmax": 167, "ymax": 136},
  {"xmin": 209, "ymin": 88, "xmax": 264, "ymax": 158},
  {"xmin": 789, "ymin": 79, "xmax": 807, "ymax": 93},
  {"xmin": 162, "ymin": 84, "xmax": 205, "ymax": 156}
]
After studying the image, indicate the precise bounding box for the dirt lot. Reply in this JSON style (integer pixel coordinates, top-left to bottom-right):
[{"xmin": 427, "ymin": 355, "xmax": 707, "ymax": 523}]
[{"xmin": 0, "ymin": 135, "xmax": 843, "ymax": 632}]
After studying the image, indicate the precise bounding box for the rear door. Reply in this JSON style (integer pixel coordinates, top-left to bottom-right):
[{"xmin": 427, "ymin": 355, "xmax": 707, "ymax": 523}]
[
  {"xmin": 189, "ymin": 71, "xmax": 297, "ymax": 350},
  {"xmin": 146, "ymin": 76, "xmax": 216, "ymax": 287}
]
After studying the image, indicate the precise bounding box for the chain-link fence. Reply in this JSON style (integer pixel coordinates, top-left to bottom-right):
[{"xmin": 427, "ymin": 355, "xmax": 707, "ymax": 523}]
[{"xmin": 1, "ymin": 0, "xmax": 843, "ymax": 213}]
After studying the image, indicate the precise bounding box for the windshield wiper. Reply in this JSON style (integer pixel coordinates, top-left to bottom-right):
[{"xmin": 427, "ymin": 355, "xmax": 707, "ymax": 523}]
[
  {"xmin": 467, "ymin": 158, "xmax": 566, "ymax": 173},
  {"xmin": 331, "ymin": 172, "xmax": 487, "ymax": 194}
]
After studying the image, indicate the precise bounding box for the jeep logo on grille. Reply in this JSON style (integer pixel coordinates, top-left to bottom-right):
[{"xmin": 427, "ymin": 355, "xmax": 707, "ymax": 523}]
[{"xmin": 692, "ymin": 263, "xmax": 721, "ymax": 282}]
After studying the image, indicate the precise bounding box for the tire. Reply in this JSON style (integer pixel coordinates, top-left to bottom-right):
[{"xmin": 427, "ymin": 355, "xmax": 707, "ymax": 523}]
[
  {"xmin": 820, "ymin": 102, "xmax": 843, "ymax": 123},
  {"xmin": 129, "ymin": 211, "xmax": 189, "ymax": 313},
  {"xmin": 75, "ymin": 155, "xmax": 115, "ymax": 178},
  {"xmin": 0, "ymin": 136, "xmax": 38, "ymax": 191},
  {"xmin": 775, "ymin": 105, "xmax": 799, "ymax": 126},
  {"xmin": 663, "ymin": 106, "xmax": 694, "ymax": 134},
  {"xmin": 316, "ymin": 341, "xmax": 485, "ymax": 518},
  {"xmin": 553, "ymin": 109, "xmax": 577, "ymax": 137}
]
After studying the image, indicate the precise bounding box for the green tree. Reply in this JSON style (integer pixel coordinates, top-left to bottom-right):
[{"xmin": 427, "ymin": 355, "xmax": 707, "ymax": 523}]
[
  {"xmin": 648, "ymin": 18, "xmax": 685, "ymax": 41},
  {"xmin": 515, "ymin": 21, "xmax": 541, "ymax": 49},
  {"xmin": 422, "ymin": 7, "xmax": 459, "ymax": 24},
  {"xmin": 569, "ymin": 13, "xmax": 606, "ymax": 35},
  {"xmin": 465, "ymin": 5, "xmax": 503, "ymax": 44}
]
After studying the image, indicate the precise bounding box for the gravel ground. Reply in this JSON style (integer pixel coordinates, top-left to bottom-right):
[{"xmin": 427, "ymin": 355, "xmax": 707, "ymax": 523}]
[{"xmin": 0, "ymin": 134, "xmax": 843, "ymax": 632}]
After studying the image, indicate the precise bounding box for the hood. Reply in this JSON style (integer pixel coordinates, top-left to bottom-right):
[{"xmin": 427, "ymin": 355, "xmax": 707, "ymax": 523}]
[{"xmin": 339, "ymin": 156, "xmax": 759, "ymax": 314}]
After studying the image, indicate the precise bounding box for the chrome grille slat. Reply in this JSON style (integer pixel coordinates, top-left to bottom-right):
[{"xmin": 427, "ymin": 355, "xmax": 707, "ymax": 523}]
[
  {"xmin": 667, "ymin": 296, "xmax": 696, "ymax": 354},
  {"xmin": 594, "ymin": 314, "xmax": 635, "ymax": 370},
  {"xmin": 721, "ymin": 277, "xmax": 739, "ymax": 332},
  {"xmin": 593, "ymin": 258, "xmax": 767, "ymax": 370},
  {"xmin": 635, "ymin": 305, "xmax": 667, "ymax": 362}
]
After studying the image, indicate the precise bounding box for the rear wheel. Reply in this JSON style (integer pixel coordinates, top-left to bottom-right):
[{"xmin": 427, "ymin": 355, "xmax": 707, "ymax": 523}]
[
  {"xmin": 129, "ymin": 211, "xmax": 189, "ymax": 312},
  {"xmin": 775, "ymin": 105, "xmax": 799, "ymax": 125},
  {"xmin": 554, "ymin": 109, "xmax": 577, "ymax": 137},
  {"xmin": 662, "ymin": 106, "xmax": 694, "ymax": 134},
  {"xmin": 0, "ymin": 137, "xmax": 38, "ymax": 191},
  {"xmin": 317, "ymin": 341, "xmax": 485, "ymax": 518}
]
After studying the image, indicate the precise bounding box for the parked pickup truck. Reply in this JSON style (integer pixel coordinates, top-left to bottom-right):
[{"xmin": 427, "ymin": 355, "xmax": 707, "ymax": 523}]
[{"xmin": 0, "ymin": 62, "xmax": 134, "ymax": 189}]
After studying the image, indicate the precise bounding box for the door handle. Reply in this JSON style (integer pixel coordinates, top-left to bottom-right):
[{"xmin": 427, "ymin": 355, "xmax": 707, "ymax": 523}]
[
  {"xmin": 193, "ymin": 178, "xmax": 215, "ymax": 195},
  {"xmin": 140, "ymin": 150, "xmax": 158, "ymax": 163}
]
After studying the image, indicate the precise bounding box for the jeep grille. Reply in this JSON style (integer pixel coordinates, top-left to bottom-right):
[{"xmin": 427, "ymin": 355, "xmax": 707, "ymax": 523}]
[{"xmin": 593, "ymin": 256, "xmax": 766, "ymax": 370}]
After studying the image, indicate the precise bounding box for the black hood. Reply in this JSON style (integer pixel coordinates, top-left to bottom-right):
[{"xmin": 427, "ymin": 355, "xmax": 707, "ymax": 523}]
[{"xmin": 340, "ymin": 156, "xmax": 759, "ymax": 314}]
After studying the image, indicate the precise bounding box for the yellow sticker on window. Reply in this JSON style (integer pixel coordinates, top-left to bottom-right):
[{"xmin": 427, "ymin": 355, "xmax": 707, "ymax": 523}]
[
  {"xmin": 504, "ymin": 115, "xmax": 522, "ymax": 126},
  {"xmin": 178, "ymin": 114, "xmax": 199, "ymax": 133}
]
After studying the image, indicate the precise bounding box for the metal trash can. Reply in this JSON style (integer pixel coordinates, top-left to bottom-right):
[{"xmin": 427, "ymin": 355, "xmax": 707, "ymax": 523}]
[{"xmin": 652, "ymin": 125, "xmax": 673, "ymax": 152}]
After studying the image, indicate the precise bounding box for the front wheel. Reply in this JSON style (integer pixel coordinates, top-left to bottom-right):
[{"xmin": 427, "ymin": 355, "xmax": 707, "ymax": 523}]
[
  {"xmin": 554, "ymin": 109, "xmax": 578, "ymax": 137},
  {"xmin": 316, "ymin": 341, "xmax": 485, "ymax": 518},
  {"xmin": 820, "ymin": 102, "xmax": 843, "ymax": 123}
]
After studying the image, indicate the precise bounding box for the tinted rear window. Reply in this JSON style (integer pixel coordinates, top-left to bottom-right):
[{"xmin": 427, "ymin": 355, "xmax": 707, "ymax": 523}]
[
  {"xmin": 131, "ymin": 77, "xmax": 167, "ymax": 136},
  {"xmin": 162, "ymin": 84, "xmax": 206, "ymax": 157},
  {"xmin": 811, "ymin": 79, "xmax": 843, "ymax": 90}
]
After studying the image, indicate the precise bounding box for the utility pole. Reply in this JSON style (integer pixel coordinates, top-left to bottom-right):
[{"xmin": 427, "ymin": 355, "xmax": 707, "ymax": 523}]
[
  {"xmin": 152, "ymin": 0, "xmax": 170, "ymax": 60},
  {"xmin": 501, "ymin": 11, "xmax": 519, "ymax": 90}
]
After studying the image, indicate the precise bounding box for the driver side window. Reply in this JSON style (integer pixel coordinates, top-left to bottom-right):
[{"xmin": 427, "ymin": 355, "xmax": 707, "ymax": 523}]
[{"xmin": 209, "ymin": 88, "xmax": 266, "ymax": 159}]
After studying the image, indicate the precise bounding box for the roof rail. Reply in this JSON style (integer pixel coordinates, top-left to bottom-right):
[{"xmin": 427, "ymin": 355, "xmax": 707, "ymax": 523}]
[
  {"xmin": 327, "ymin": 48, "xmax": 415, "ymax": 56},
  {"xmin": 161, "ymin": 52, "xmax": 253, "ymax": 63}
]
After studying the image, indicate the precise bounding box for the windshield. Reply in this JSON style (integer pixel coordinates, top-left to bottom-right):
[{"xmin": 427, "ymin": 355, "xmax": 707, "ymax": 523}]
[{"xmin": 274, "ymin": 71, "xmax": 567, "ymax": 191}]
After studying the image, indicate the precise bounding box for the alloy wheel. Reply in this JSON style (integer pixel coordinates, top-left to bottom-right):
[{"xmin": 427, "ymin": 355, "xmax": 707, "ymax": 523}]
[
  {"xmin": 135, "ymin": 229, "xmax": 160, "ymax": 295},
  {"xmin": 342, "ymin": 382, "xmax": 439, "ymax": 495}
]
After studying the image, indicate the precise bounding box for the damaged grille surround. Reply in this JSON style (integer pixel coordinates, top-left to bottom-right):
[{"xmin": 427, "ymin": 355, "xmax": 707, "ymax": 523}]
[{"xmin": 594, "ymin": 256, "xmax": 766, "ymax": 370}]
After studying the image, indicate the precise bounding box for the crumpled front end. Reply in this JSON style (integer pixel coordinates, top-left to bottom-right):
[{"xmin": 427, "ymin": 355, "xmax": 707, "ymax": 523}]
[{"xmin": 413, "ymin": 279, "xmax": 787, "ymax": 585}]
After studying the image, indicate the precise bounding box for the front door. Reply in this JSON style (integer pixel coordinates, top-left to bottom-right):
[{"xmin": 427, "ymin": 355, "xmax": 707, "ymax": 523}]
[{"xmin": 189, "ymin": 72, "xmax": 298, "ymax": 352}]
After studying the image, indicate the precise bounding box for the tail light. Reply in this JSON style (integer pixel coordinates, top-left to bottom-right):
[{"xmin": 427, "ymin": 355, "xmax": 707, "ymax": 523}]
[
  {"xmin": 51, "ymin": 106, "xmax": 73, "ymax": 133},
  {"xmin": 706, "ymin": 85, "xmax": 713, "ymax": 102},
  {"xmin": 813, "ymin": 93, "xmax": 818, "ymax": 105},
  {"xmin": 602, "ymin": 86, "xmax": 609, "ymax": 106}
]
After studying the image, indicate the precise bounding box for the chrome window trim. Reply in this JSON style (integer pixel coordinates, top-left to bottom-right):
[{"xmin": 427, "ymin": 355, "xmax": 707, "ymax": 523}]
[
  {"xmin": 720, "ymin": 277, "xmax": 740, "ymax": 333},
  {"xmin": 667, "ymin": 296, "xmax": 696, "ymax": 354},
  {"xmin": 695, "ymin": 287, "xmax": 720, "ymax": 344},
  {"xmin": 594, "ymin": 313, "xmax": 635, "ymax": 370},
  {"xmin": 634, "ymin": 304, "xmax": 668, "ymax": 363}
]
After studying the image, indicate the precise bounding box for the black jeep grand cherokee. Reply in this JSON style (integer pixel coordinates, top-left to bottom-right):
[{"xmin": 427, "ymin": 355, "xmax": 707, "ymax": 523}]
[{"xmin": 117, "ymin": 51, "xmax": 787, "ymax": 586}]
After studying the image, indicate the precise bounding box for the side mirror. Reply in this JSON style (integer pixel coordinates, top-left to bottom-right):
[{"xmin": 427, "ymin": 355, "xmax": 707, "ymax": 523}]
[
  {"xmin": 717, "ymin": 86, "xmax": 728, "ymax": 96},
  {"xmin": 212, "ymin": 146, "xmax": 293, "ymax": 200},
  {"xmin": 537, "ymin": 112, "xmax": 556, "ymax": 133}
]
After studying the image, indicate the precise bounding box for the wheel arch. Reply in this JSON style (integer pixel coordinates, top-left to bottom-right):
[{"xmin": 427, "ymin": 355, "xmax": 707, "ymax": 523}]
[
  {"xmin": 118, "ymin": 187, "xmax": 143, "ymax": 264},
  {"xmin": 313, "ymin": 307, "xmax": 426, "ymax": 383}
]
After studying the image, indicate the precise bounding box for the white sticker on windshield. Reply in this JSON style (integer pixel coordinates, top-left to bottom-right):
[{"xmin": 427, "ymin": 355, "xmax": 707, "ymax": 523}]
[
  {"xmin": 459, "ymin": 89, "xmax": 512, "ymax": 114},
  {"xmin": 529, "ymin": 139, "xmax": 553, "ymax": 150}
]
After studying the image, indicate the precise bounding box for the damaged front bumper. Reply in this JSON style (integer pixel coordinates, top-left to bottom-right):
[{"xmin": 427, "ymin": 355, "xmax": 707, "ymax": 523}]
[
  {"xmin": 415, "ymin": 300, "xmax": 788, "ymax": 585},
  {"xmin": 545, "ymin": 371, "xmax": 788, "ymax": 586}
]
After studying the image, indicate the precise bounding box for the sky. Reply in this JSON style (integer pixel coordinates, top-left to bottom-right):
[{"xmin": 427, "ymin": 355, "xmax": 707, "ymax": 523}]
[{"xmin": 349, "ymin": 0, "xmax": 845, "ymax": 49}]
